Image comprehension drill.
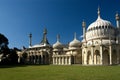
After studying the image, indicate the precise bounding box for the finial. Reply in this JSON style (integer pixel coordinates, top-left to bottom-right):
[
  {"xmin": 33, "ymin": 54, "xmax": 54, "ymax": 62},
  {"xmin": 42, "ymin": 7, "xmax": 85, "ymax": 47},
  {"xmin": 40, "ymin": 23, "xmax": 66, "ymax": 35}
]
[
  {"xmin": 29, "ymin": 33, "xmax": 32, "ymax": 37},
  {"xmin": 43, "ymin": 28, "xmax": 47, "ymax": 34},
  {"xmin": 29, "ymin": 33, "xmax": 32, "ymax": 47},
  {"xmin": 82, "ymin": 19, "xmax": 86, "ymax": 28},
  {"xmin": 57, "ymin": 34, "xmax": 60, "ymax": 42},
  {"xmin": 74, "ymin": 32, "xmax": 77, "ymax": 39},
  {"xmin": 97, "ymin": 6, "xmax": 101, "ymax": 18},
  {"xmin": 116, "ymin": 11, "xmax": 120, "ymax": 20}
]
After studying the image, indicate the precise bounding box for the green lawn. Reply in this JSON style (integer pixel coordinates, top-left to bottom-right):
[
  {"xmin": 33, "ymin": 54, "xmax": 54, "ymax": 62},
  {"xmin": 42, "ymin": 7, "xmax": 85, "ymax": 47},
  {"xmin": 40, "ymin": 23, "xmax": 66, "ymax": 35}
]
[{"xmin": 0, "ymin": 65, "xmax": 120, "ymax": 80}]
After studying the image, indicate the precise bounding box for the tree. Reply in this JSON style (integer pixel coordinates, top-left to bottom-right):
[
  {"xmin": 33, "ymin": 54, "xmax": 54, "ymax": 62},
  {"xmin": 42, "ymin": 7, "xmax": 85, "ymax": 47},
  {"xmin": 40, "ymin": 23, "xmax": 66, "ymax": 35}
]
[
  {"xmin": 0, "ymin": 33, "xmax": 18, "ymax": 65},
  {"xmin": 0, "ymin": 33, "xmax": 8, "ymax": 48}
]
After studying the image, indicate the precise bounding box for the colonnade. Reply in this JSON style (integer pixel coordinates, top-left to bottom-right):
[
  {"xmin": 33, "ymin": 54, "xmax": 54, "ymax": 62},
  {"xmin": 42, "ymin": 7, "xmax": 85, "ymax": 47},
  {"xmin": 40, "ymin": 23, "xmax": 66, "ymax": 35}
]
[
  {"xmin": 82, "ymin": 45, "xmax": 120, "ymax": 65},
  {"xmin": 28, "ymin": 54, "xmax": 49, "ymax": 64},
  {"xmin": 52, "ymin": 55, "xmax": 71, "ymax": 65}
]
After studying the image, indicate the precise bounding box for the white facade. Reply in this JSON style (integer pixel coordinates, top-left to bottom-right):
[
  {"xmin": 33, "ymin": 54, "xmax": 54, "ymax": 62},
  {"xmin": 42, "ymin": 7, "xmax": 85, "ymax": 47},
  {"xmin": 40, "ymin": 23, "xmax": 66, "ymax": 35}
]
[{"xmin": 18, "ymin": 8, "xmax": 120, "ymax": 65}]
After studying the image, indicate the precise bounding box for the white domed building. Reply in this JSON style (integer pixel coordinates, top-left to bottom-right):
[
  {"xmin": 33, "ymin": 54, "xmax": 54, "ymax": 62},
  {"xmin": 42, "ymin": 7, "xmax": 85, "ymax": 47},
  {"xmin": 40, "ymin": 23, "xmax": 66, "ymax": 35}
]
[
  {"xmin": 52, "ymin": 8, "xmax": 120, "ymax": 65},
  {"xmin": 82, "ymin": 8, "xmax": 120, "ymax": 65},
  {"xmin": 52, "ymin": 33, "xmax": 82, "ymax": 65},
  {"xmin": 18, "ymin": 28, "xmax": 53, "ymax": 64},
  {"xmin": 18, "ymin": 8, "xmax": 120, "ymax": 65}
]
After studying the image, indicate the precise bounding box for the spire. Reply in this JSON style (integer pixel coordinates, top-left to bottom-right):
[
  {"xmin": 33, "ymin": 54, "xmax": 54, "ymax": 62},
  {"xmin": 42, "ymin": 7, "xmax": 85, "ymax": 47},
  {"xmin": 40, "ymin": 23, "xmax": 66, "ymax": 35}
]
[
  {"xmin": 116, "ymin": 12, "xmax": 120, "ymax": 20},
  {"xmin": 82, "ymin": 20, "xmax": 86, "ymax": 39},
  {"xmin": 97, "ymin": 6, "xmax": 101, "ymax": 19},
  {"xmin": 40, "ymin": 28, "xmax": 50, "ymax": 45},
  {"xmin": 115, "ymin": 12, "xmax": 120, "ymax": 28},
  {"xmin": 43, "ymin": 28, "xmax": 47, "ymax": 35},
  {"xmin": 74, "ymin": 32, "xmax": 77, "ymax": 40},
  {"xmin": 82, "ymin": 20, "xmax": 86, "ymax": 28},
  {"xmin": 57, "ymin": 34, "xmax": 60, "ymax": 42},
  {"xmin": 29, "ymin": 33, "xmax": 32, "ymax": 47}
]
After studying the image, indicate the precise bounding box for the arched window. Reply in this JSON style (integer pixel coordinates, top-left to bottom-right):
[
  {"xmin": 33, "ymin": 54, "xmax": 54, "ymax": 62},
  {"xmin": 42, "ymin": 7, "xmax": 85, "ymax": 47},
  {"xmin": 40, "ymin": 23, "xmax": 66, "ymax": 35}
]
[
  {"xmin": 96, "ymin": 27, "xmax": 98, "ymax": 29},
  {"xmin": 94, "ymin": 50, "xmax": 100, "ymax": 65},
  {"xmin": 102, "ymin": 26, "xmax": 104, "ymax": 29},
  {"xmin": 105, "ymin": 26, "xmax": 107, "ymax": 29}
]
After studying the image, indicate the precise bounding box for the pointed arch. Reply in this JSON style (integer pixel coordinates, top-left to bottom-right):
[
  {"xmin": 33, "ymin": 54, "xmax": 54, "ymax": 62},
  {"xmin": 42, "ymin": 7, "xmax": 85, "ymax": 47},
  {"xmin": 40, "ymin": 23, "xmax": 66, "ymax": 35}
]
[
  {"xmin": 103, "ymin": 50, "xmax": 109, "ymax": 65},
  {"xmin": 112, "ymin": 50, "xmax": 117, "ymax": 64},
  {"xmin": 87, "ymin": 51, "xmax": 92, "ymax": 64},
  {"xmin": 94, "ymin": 50, "xmax": 100, "ymax": 65},
  {"xmin": 39, "ymin": 55, "xmax": 41, "ymax": 64}
]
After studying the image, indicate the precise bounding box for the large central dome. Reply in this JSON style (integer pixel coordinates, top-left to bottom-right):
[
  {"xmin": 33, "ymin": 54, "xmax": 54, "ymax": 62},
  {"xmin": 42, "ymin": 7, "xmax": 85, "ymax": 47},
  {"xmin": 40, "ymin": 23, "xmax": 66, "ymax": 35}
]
[
  {"xmin": 87, "ymin": 16, "xmax": 112, "ymax": 31},
  {"xmin": 86, "ymin": 8, "xmax": 115, "ymax": 41}
]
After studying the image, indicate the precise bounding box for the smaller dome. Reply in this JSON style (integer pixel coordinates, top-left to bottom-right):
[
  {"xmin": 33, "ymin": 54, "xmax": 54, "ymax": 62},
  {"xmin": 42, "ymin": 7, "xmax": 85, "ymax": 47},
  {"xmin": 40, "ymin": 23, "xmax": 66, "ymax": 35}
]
[
  {"xmin": 53, "ymin": 41, "xmax": 63, "ymax": 49},
  {"xmin": 69, "ymin": 33, "xmax": 81, "ymax": 47},
  {"xmin": 69, "ymin": 38, "xmax": 81, "ymax": 47},
  {"xmin": 53, "ymin": 34, "xmax": 63, "ymax": 49}
]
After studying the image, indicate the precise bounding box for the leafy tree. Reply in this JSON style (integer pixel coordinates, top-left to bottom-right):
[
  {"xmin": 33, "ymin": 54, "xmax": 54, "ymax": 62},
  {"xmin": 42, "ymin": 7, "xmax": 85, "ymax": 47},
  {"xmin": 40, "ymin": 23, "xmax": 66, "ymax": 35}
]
[
  {"xmin": 0, "ymin": 33, "xmax": 18, "ymax": 65},
  {"xmin": 0, "ymin": 33, "xmax": 9, "ymax": 50}
]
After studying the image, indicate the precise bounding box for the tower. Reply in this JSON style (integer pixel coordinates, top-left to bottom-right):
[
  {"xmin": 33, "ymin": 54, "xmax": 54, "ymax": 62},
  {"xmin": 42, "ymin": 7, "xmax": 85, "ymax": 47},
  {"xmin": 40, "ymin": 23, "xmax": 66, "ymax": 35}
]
[
  {"xmin": 115, "ymin": 12, "xmax": 120, "ymax": 28},
  {"xmin": 29, "ymin": 33, "xmax": 32, "ymax": 47},
  {"xmin": 82, "ymin": 20, "xmax": 86, "ymax": 39},
  {"xmin": 40, "ymin": 28, "xmax": 50, "ymax": 45},
  {"xmin": 57, "ymin": 34, "xmax": 60, "ymax": 42},
  {"xmin": 115, "ymin": 13, "xmax": 120, "ymax": 44}
]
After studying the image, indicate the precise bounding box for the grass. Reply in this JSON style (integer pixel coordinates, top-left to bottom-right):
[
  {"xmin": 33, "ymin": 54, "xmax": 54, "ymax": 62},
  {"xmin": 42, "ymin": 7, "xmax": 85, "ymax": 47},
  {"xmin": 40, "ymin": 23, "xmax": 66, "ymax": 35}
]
[{"xmin": 0, "ymin": 65, "xmax": 120, "ymax": 80}]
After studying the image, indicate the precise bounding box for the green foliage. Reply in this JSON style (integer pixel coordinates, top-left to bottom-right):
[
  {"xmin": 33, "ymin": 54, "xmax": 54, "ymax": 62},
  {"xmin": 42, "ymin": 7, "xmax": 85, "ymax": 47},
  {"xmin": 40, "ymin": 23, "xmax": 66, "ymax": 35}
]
[
  {"xmin": 0, "ymin": 65, "xmax": 120, "ymax": 80},
  {"xmin": 0, "ymin": 33, "xmax": 8, "ymax": 50},
  {"xmin": 0, "ymin": 33, "xmax": 18, "ymax": 65}
]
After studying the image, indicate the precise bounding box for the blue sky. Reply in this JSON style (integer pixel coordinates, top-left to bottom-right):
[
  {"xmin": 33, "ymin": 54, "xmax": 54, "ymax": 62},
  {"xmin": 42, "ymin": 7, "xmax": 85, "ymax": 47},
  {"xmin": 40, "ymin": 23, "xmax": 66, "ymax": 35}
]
[{"xmin": 0, "ymin": 0, "xmax": 120, "ymax": 48}]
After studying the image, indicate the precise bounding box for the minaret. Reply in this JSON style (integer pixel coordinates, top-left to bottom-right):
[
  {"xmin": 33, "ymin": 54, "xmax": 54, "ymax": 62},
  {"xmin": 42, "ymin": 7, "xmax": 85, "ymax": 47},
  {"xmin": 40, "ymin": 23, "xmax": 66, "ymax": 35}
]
[
  {"xmin": 97, "ymin": 7, "xmax": 101, "ymax": 18},
  {"xmin": 43, "ymin": 28, "xmax": 47, "ymax": 42},
  {"xmin": 115, "ymin": 12, "xmax": 120, "ymax": 28},
  {"xmin": 29, "ymin": 33, "xmax": 32, "ymax": 47},
  {"xmin": 74, "ymin": 32, "xmax": 77, "ymax": 39},
  {"xmin": 115, "ymin": 12, "xmax": 120, "ymax": 44},
  {"xmin": 40, "ymin": 28, "xmax": 50, "ymax": 45},
  {"xmin": 57, "ymin": 34, "xmax": 60, "ymax": 42},
  {"xmin": 82, "ymin": 20, "xmax": 86, "ymax": 39}
]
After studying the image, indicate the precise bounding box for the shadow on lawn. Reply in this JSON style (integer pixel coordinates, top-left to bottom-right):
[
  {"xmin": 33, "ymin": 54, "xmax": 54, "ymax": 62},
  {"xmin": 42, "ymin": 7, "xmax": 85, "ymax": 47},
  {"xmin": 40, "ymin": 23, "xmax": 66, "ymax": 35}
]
[
  {"xmin": 0, "ymin": 64, "xmax": 28, "ymax": 68},
  {"xmin": 0, "ymin": 64, "xmax": 49, "ymax": 68}
]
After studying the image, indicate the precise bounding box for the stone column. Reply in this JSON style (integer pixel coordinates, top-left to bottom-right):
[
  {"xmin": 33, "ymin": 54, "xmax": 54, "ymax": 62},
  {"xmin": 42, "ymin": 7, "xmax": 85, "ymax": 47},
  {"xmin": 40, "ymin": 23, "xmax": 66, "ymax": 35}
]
[
  {"xmin": 100, "ymin": 45, "xmax": 103, "ymax": 65},
  {"xmin": 41, "ymin": 55, "xmax": 43, "ymax": 64},
  {"xmin": 82, "ymin": 50, "xmax": 84, "ymax": 65},
  {"xmin": 56, "ymin": 57, "xmax": 58, "ymax": 65},
  {"xmin": 69, "ymin": 56, "xmax": 71, "ymax": 65},
  {"xmin": 109, "ymin": 45, "xmax": 112, "ymax": 65},
  {"xmin": 91, "ymin": 46, "xmax": 94, "ymax": 65},
  {"xmin": 62, "ymin": 57, "xmax": 64, "ymax": 65}
]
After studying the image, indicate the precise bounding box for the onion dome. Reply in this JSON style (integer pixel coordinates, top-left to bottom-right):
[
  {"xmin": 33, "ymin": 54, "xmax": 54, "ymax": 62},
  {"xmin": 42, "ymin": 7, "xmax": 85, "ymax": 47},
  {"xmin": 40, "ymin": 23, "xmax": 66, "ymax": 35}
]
[
  {"xmin": 69, "ymin": 33, "xmax": 81, "ymax": 47},
  {"xmin": 53, "ymin": 35, "xmax": 63, "ymax": 49},
  {"xmin": 87, "ymin": 8, "xmax": 113, "ymax": 31},
  {"xmin": 86, "ymin": 7, "xmax": 115, "ymax": 40}
]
